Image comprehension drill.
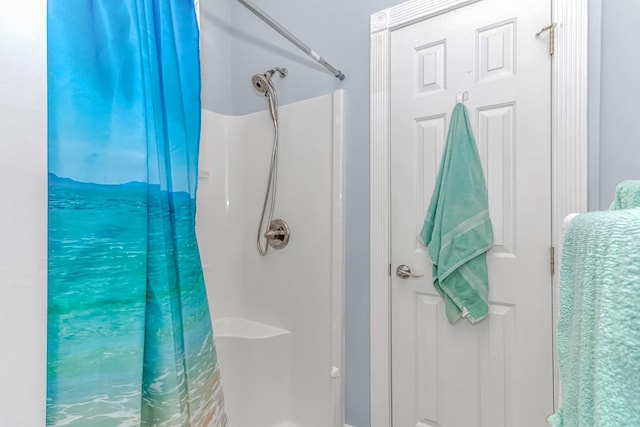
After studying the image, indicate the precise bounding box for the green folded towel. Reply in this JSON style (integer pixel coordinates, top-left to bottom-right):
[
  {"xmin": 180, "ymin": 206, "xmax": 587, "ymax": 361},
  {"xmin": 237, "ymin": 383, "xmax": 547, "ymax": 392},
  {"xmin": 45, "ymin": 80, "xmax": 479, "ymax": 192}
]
[
  {"xmin": 549, "ymin": 209, "xmax": 640, "ymax": 426},
  {"xmin": 420, "ymin": 103, "xmax": 493, "ymax": 324},
  {"xmin": 610, "ymin": 180, "xmax": 640, "ymax": 210}
]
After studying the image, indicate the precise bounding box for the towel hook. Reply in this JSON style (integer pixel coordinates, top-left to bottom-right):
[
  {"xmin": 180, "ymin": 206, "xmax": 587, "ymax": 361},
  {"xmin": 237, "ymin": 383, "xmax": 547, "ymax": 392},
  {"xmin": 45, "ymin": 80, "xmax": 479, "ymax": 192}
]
[{"xmin": 456, "ymin": 90, "xmax": 469, "ymax": 104}]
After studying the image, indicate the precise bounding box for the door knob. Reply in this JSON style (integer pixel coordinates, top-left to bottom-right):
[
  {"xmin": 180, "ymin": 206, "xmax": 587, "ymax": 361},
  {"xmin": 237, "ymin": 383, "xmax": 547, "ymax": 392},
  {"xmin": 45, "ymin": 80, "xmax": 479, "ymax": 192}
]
[{"xmin": 396, "ymin": 264, "xmax": 424, "ymax": 279}]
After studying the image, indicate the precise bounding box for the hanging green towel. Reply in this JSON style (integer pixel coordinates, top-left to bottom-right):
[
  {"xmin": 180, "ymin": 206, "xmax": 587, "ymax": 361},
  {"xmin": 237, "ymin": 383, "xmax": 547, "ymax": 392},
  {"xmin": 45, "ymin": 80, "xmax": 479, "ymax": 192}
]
[
  {"xmin": 420, "ymin": 103, "xmax": 493, "ymax": 324},
  {"xmin": 548, "ymin": 209, "xmax": 640, "ymax": 427},
  {"xmin": 610, "ymin": 180, "xmax": 640, "ymax": 210}
]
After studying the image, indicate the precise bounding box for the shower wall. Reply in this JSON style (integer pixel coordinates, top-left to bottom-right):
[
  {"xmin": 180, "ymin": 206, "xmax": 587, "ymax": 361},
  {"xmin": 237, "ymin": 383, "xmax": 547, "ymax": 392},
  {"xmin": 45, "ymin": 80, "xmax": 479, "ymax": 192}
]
[{"xmin": 196, "ymin": 91, "xmax": 345, "ymax": 426}]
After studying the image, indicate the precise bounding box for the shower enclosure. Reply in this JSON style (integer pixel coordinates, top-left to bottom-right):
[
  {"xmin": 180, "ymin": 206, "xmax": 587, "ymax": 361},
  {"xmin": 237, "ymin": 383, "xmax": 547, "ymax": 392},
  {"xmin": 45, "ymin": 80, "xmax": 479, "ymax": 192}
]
[{"xmin": 196, "ymin": 90, "xmax": 345, "ymax": 426}]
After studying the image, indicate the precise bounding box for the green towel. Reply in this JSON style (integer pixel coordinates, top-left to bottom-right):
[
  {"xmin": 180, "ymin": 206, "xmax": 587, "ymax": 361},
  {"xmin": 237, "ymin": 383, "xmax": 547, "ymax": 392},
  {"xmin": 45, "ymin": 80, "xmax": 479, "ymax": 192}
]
[
  {"xmin": 549, "ymin": 209, "xmax": 640, "ymax": 427},
  {"xmin": 420, "ymin": 103, "xmax": 493, "ymax": 324},
  {"xmin": 610, "ymin": 180, "xmax": 640, "ymax": 210}
]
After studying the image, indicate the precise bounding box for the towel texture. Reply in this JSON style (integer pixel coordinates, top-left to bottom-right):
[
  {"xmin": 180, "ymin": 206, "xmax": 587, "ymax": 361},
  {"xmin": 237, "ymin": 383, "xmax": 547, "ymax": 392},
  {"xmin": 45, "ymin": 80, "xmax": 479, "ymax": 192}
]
[
  {"xmin": 420, "ymin": 103, "xmax": 493, "ymax": 324},
  {"xmin": 610, "ymin": 180, "xmax": 640, "ymax": 210},
  {"xmin": 549, "ymin": 209, "xmax": 640, "ymax": 427}
]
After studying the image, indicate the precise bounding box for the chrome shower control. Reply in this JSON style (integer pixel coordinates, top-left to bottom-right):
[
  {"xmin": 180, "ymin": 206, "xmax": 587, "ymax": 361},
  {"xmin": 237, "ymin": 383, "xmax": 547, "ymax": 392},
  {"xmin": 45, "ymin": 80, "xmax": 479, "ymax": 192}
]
[
  {"xmin": 264, "ymin": 219, "xmax": 290, "ymax": 250},
  {"xmin": 253, "ymin": 67, "xmax": 287, "ymax": 256}
]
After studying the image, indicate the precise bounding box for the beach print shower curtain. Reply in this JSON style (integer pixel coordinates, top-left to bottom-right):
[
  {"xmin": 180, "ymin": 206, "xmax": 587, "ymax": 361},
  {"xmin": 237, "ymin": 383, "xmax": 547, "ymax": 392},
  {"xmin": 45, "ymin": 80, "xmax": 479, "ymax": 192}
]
[{"xmin": 47, "ymin": 1, "xmax": 227, "ymax": 426}]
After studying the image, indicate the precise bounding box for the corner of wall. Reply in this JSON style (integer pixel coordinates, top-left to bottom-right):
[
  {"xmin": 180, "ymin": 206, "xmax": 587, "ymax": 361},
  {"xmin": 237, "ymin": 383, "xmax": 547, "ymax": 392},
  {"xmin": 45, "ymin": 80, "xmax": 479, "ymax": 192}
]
[{"xmin": 587, "ymin": 0, "xmax": 602, "ymax": 211}]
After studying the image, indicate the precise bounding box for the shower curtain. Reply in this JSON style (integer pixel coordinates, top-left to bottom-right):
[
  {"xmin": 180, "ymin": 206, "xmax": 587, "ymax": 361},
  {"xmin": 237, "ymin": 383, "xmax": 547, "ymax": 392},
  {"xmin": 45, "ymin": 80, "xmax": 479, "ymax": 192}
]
[{"xmin": 47, "ymin": 1, "xmax": 227, "ymax": 426}]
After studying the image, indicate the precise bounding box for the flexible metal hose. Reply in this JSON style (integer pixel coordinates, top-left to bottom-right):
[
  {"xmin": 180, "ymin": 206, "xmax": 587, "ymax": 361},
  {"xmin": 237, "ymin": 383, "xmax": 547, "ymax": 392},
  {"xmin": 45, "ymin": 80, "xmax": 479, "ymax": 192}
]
[{"xmin": 256, "ymin": 88, "xmax": 279, "ymax": 256}]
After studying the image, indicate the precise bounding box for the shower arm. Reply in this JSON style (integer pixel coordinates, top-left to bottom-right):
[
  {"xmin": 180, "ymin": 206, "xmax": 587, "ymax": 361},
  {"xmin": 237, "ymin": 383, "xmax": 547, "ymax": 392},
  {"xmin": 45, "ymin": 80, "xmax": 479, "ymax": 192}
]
[{"xmin": 236, "ymin": 0, "xmax": 345, "ymax": 81}]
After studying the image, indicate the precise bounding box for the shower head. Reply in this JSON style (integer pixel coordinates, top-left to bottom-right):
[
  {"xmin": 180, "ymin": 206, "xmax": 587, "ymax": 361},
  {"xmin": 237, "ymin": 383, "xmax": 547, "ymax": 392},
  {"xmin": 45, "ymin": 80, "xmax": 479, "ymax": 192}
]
[
  {"xmin": 251, "ymin": 74, "xmax": 273, "ymax": 95},
  {"xmin": 251, "ymin": 67, "xmax": 288, "ymax": 95}
]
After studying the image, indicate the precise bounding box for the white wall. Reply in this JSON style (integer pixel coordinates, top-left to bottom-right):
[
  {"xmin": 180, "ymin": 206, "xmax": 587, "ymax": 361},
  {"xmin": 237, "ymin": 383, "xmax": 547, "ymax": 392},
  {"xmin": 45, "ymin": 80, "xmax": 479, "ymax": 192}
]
[{"xmin": 0, "ymin": 1, "xmax": 48, "ymax": 425}]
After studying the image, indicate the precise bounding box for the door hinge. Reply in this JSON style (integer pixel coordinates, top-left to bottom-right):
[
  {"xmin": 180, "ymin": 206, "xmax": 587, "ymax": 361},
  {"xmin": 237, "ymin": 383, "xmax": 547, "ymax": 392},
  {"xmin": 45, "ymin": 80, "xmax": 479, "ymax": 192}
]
[
  {"xmin": 550, "ymin": 246, "xmax": 556, "ymax": 275},
  {"xmin": 536, "ymin": 23, "xmax": 556, "ymax": 56},
  {"xmin": 389, "ymin": 263, "xmax": 392, "ymax": 277}
]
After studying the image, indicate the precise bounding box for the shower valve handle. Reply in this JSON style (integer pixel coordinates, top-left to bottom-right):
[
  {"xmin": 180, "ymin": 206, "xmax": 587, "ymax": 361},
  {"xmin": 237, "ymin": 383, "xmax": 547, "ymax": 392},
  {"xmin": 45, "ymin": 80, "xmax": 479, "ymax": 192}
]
[
  {"xmin": 263, "ymin": 219, "xmax": 290, "ymax": 250},
  {"xmin": 264, "ymin": 229, "xmax": 286, "ymax": 239}
]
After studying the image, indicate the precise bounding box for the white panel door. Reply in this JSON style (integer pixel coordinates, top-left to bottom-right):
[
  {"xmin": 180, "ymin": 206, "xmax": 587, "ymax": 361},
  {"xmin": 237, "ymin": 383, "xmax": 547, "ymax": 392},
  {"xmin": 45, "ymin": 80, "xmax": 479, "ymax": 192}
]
[{"xmin": 390, "ymin": 0, "xmax": 553, "ymax": 426}]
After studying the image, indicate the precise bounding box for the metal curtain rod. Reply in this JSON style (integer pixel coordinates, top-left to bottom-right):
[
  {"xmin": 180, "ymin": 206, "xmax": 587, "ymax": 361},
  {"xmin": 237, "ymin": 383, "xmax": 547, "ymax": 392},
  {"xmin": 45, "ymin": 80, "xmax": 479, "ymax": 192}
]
[{"xmin": 236, "ymin": 0, "xmax": 345, "ymax": 80}]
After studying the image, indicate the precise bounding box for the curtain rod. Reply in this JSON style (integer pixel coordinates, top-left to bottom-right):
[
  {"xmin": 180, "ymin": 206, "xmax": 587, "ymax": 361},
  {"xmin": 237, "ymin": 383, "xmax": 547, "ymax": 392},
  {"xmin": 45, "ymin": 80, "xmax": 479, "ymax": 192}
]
[{"xmin": 236, "ymin": 0, "xmax": 345, "ymax": 80}]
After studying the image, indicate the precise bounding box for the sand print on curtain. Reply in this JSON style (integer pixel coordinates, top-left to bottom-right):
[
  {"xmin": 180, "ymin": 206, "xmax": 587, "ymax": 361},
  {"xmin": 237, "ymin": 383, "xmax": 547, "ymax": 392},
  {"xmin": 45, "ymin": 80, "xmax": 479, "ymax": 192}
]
[{"xmin": 47, "ymin": 1, "xmax": 227, "ymax": 425}]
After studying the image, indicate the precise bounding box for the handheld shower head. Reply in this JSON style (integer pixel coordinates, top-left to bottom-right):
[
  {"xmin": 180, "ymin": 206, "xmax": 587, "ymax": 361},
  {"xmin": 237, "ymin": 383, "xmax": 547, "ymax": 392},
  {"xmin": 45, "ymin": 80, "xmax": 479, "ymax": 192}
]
[
  {"xmin": 251, "ymin": 67, "xmax": 288, "ymax": 95},
  {"xmin": 252, "ymin": 67, "xmax": 288, "ymax": 257},
  {"xmin": 251, "ymin": 73, "xmax": 272, "ymax": 95}
]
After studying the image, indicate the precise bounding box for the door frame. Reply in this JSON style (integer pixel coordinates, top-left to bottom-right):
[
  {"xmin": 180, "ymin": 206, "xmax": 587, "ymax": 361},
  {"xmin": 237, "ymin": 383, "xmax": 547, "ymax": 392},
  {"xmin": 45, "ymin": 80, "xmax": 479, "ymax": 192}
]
[{"xmin": 369, "ymin": 0, "xmax": 589, "ymax": 426}]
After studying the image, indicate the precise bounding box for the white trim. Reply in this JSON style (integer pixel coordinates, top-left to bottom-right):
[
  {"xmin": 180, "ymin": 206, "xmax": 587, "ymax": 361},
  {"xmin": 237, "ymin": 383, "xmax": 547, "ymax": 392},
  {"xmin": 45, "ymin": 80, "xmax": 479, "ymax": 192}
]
[
  {"xmin": 370, "ymin": 27, "xmax": 392, "ymax": 427},
  {"xmin": 371, "ymin": 0, "xmax": 484, "ymax": 33},
  {"xmin": 551, "ymin": 0, "xmax": 590, "ymax": 410},
  {"xmin": 331, "ymin": 90, "xmax": 346, "ymax": 427},
  {"xmin": 369, "ymin": 1, "xmax": 589, "ymax": 425}
]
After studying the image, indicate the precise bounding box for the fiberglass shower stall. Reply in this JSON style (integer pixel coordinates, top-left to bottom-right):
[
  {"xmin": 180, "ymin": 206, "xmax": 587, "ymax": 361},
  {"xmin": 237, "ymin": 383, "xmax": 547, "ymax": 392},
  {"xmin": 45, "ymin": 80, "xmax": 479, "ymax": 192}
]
[{"xmin": 196, "ymin": 91, "xmax": 345, "ymax": 427}]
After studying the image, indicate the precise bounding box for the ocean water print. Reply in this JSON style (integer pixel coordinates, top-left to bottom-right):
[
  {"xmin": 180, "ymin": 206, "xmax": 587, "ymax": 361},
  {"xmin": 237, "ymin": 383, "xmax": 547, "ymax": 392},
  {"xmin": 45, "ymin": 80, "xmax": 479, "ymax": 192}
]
[{"xmin": 48, "ymin": 175, "xmax": 227, "ymax": 426}]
